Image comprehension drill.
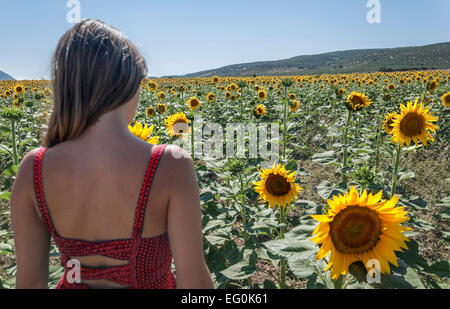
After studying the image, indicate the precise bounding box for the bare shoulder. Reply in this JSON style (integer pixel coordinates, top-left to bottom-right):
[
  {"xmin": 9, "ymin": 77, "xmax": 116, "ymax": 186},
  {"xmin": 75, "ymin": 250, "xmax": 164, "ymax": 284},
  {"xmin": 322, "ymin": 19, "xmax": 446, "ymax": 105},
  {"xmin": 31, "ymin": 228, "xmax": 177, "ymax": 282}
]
[
  {"xmin": 16, "ymin": 148, "xmax": 42, "ymax": 183},
  {"xmin": 11, "ymin": 147, "xmax": 43, "ymax": 208},
  {"xmin": 162, "ymin": 145, "xmax": 194, "ymax": 169}
]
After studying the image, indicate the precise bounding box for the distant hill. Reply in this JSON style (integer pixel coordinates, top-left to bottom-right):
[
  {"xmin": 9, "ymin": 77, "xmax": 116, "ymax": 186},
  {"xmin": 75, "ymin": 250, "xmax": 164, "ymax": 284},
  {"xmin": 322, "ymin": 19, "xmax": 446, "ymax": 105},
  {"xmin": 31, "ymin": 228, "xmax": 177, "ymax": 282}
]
[
  {"xmin": 165, "ymin": 42, "xmax": 450, "ymax": 78},
  {"xmin": 0, "ymin": 70, "xmax": 14, "ymax": 81}
]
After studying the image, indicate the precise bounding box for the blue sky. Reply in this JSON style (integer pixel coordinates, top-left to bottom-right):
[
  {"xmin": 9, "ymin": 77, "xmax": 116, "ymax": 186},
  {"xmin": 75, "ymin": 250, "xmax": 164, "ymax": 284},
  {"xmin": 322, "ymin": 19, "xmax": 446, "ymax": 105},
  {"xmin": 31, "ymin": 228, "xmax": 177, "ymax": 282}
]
[{"xmin": 0, "ymin": 0, "xmax": 449, "ymax": 80}]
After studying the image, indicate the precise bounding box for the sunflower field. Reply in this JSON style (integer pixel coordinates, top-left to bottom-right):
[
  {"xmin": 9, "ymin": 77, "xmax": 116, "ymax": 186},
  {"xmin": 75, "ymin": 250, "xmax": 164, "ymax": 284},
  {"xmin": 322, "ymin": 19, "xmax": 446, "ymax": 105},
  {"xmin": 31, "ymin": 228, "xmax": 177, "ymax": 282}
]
[{"xmin": 0, "ymin": 70, "xmax": 449, "ymax": 289}]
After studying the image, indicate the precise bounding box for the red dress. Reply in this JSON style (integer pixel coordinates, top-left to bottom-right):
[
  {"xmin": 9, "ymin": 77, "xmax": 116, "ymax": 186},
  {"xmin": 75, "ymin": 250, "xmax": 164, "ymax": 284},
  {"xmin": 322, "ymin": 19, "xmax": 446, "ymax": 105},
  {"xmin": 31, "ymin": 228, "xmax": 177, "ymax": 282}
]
[{"xmin": 32, "ymin": 144, "xmax": 176, "ymax": 289}]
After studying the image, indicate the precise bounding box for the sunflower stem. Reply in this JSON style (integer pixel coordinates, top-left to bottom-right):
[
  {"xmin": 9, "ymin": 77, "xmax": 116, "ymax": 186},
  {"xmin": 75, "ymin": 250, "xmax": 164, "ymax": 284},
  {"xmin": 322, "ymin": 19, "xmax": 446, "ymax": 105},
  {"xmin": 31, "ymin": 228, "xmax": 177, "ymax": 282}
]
[
  {"xmin": 11, "ymin": 119, "xmax": 18, "ymax": 166},
  {"xmin": 342, "ymin": 109, "xmax": 352, "ymax": 185},
  {"xmin": 239, "ymin": 172, "xmax": 248, "ymax": 246},
  {"xmin": 391, "ymin": 143, "xmax": 402, "ymax": 199},
  {"xmin": 283, "ymin": 99, "xmax": 288, "ymax": 162},
  {"xmin": 279, "ymin": 205, "xmax": 287, "ymax": 289},
  {"xmin": 374, "ymin": 104, "xmax": 386, "ymax": 170}
]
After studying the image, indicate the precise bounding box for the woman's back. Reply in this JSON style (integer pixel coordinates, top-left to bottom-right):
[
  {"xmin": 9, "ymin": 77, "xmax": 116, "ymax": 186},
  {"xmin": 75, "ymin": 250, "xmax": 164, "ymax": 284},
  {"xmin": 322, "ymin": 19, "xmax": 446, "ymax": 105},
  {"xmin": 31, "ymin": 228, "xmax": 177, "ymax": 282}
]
[{"xmin": 34, "ymin": 137, "xmax": 176, "ymax": 289}]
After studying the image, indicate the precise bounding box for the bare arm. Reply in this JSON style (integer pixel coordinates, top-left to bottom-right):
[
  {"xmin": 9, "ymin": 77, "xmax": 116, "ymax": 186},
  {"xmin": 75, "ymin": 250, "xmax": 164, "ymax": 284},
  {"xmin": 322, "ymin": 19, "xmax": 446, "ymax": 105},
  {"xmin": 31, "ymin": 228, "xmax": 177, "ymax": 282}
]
[
  {"xmin": 10, "ymin": 149, "xmax": 51, "ymax": 289},
  {"xmin": 166, "ymin": 146, "xmax": 215, "ymax": 289}
]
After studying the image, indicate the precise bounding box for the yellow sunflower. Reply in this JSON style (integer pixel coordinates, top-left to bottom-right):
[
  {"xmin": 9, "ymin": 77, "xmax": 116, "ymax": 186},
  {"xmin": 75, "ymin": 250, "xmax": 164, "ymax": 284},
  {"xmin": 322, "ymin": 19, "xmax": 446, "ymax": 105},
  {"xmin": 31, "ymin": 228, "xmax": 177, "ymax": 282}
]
[
  {"xmin": 254, "ymin": 163, "xmax": 302, "ymax": 208},
  {"xmin": 337, "ymin": 88, "xmax": 345, "ymax": 96},
  {"xmin": 257, "ymin": 89, "xmax": 267, "ymax": 101},
  {"xmin": 128, "ymin": 122, "xmax": 159, "ymax": 145},
  {"xmin": 346, "ymin": 92, "xmax": 372, "ymax": 111},
  {"xmin": 391, "ymin": 99, "xmax": 439, "ymax": 147},
  {"xmin": 441, "ymin": 91, "xmax": 450, "ymax": 107},
  {"xmin": 289, "ymin": 100, "xmax": 300, "ymax": 112},
  {"xmin": 427, "ymin": 80, "xmax": 438, "ymax": 93},
  {"xmin": 206, "ymin": 92, "xmax": 216, "ymax": 102},
  {"xmin": 156, "ymin": 103, "xmax": 167, "ymax": 114},
  {"xmin": 146, "ymin": 106, "xmax": 155, "ymax": 117},
  {"xmin": 187, "ymin": 97, "xmax": 201, "ymax": 110},
  {"xmin": 255, "ymin": 104, "xmax": 266, "ymax": 116},
  {"xmin": 165, "ymin": 112, "xmax": 190, "ymax": 137},
  {"xmin": 289, "ymin": 93, "xmax": 297, "ymax": 100},
  {"xmin": 14, "ymin": 84, "xmax": 24, "ymax": 94},
  {"xmin": 148, "ymin": 81, "xmax": 157, "ymax": 91},
  {"xmin": 382, "ymin": 113, "xmax": 398, "ymax": 135},
  {"xmin": 311, "ymin": 186, "xmax": 411, "ymax": 279},
  {"xmin": 212, "ymin": 76, "xmax": 220, "ymax": 83},
  {"xmin": 156, "ymin": 91, "xmax": 166, "ymax": 100}
]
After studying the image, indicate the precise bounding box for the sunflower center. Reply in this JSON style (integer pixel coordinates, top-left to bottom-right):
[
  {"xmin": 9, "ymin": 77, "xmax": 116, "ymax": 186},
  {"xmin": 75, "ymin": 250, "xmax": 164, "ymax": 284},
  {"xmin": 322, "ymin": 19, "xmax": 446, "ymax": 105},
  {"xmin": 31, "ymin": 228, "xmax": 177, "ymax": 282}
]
[
  {"xmin": 265, "ymin": 174, "xmax": 291, "ymax": 196},
  {"xmin": 445, "ymin": 95, "xmax": 450, "ymax": 104},
  {"xmin": 329, "ymin": 206, "xmax": 381, "ymax": 254},
  {"xmin": 350, "ymin": 96, "xmax": 363, "ymax": 108},
  {"xmin": 400, "ymin": 112, "xmax": 424, "ymax": 136}
]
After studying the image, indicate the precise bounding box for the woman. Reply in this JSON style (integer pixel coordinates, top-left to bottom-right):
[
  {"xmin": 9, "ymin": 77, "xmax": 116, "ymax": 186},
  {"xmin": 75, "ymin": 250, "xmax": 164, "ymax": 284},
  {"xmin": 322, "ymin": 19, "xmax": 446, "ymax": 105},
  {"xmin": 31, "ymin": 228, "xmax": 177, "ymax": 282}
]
[{"xmin": 10, "ymin": 19, "xmax": 214, "ymax": 289}]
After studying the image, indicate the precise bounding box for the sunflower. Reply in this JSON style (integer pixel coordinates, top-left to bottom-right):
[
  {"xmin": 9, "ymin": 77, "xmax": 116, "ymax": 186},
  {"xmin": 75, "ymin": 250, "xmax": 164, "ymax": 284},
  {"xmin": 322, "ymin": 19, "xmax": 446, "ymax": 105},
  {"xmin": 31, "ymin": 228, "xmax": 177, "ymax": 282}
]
[
  {"xmin": 254, "ymin": 163, "xmax": 302, "ymax": 208},
  {"xmin": 427, "ymin": 80, "xmax": 438, "ymax": 93},
  {"xmin": 187, "ymin": 97, "xmax": 201, "ymax": 110},
  {"xmin": 311, "ymin": 186, "xmax": 411, "ymax": 279},
  {"xmin": 227, "ymin": 83, "xmax": 238, "ymax": 92},
  {"xmin": 257, "ymin": 89, "xmax": 267, "ymax": 101},
  {"xmin": 14, "ymin": 84, "xmax": 24, "ymax": 94},
  {"xmin": 346, "ymin": 92, "xmax": 372, "ymax": 111},
  {"xmin": 289, "ymin": 100, "xmax": 300, "ymax": 112},
  {"xmin": 254, "ymin": 104, "xmax": 266, "ymax": 116},
  {"xmin": 206, "ymin": 92, "xmax": 216, "ymax": 102},
  {"xmin": 382, "ymin": 113, "xmax": 397, "ymax": 134},
  {"xmin": 441, "ymin": 91, "xmax": 450, "ymax": 107},
  {"xmin": 4, "ymin": 90, "xmax": 11, "ymax": 97},
  {"xmin": 212, "ymin": 76, "xmax": 219, "ymax": 83},
  {"xmin": 337, "ymin": 88, "xmax": 345, "ymax": 96},
  {"xmin": 128, "ymin": 122, "xmax": 159, "ymax": 145},
  {"xmin": 391, "ymin": 99, "xmax": 439, "ymax": 147},
  {"xmin": 156, "ymin": 91, "xmax": 166, "ymax": 100},
  {"xmin": 146, "ymin": 107, "xmax": 155, "ymax": 117},
  {"xmin": 148, "ymin": 81, "xmax": 157, "ymax": 91},
  {"xmin": 289, "ymin": 93, "xmax": 297, "ymax": 100},
  {"xmin": 156, "ymin": 103, "xmax": 167, "ymax": 114},
  {"xmin": 43, "ymin": 88, "xmax": 52, "ymax": 96},
  {"xmin": 165, "ymin": 112, "xmax": 190, "ymax": 137},
  {"xmin": 388, "ymin": 84, "xmax": 396, "ymax": 90}
]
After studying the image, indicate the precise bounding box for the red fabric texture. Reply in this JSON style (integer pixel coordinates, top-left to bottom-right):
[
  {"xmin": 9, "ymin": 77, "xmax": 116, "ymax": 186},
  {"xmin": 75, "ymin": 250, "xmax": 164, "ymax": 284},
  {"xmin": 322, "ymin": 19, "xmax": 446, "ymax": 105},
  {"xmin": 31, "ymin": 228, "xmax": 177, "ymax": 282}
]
[{"xmin": 33, "ymin": 144, "xmax": 176, "ymax": 289}]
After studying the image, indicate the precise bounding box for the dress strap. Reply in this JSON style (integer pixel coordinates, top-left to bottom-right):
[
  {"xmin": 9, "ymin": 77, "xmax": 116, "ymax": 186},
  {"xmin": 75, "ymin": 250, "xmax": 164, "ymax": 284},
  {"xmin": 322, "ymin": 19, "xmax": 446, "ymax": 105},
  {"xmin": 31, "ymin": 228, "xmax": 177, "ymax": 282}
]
[
  {"xmin": 132, "ymin": 144, "xmax": 167, "ymax": 239},
  {"xmin": 33, "ymin": 147, "xmax": 56, "ymax": 235}
]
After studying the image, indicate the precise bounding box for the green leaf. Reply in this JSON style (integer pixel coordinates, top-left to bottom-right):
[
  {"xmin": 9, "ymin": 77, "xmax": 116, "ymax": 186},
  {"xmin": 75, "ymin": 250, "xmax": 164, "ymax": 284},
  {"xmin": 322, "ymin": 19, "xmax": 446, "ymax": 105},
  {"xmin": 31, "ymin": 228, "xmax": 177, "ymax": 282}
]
[
  {"xmin": 397, "ymin": 170, "xmax": 415, "ymax": 181},
  {"xmin": 396, "ymin": 239, "xmax": 428, "ymax": 268},
  {"xmin": 400, "ymin": 196, "xmax": 428, "ymax": 210},
  {"xmin": 205, "ymin": 235, "xmax": 229, "ymax": 246},
  {"xmin": 422, "ymin": 261, "xmax": 449, "ymax": 278},
  {"xmin": 263, "ymin": 279, "xmax": 277, "ymax": 289},
  {"xmin": 0, "ymin": 191, "xmax": 11, "ymax": 202},
  {"xmin": 288, "ymin": 257, "xmax": 315, "ymax": 278},
  {"xmin": 437, "ymin": 196, "xmax": 450, "ymax": 208},
  {"xmin": 377, "ymin": 260, "xmax": 425, "ymax": 289},
  {"xmin": 263, "ymin": 238, "xmax": 317, "ymax": 259},
  {"xmin": 315, "ymin": 181, "xmax": 347, "ymax": 201},
  {"xmin": 311, "ymin": 151, "xmax": 336, "ymax": 164},
  {"xmin": 285, "ymin": 159, "xmax": 297, "ymax": 171},
  {"xmin": 220, "ymin": 251, "xmax": 258, "ymax": 280},
  {"xmin": 200, "ymin": 191, "xmax": 215, "ymax": 203}
]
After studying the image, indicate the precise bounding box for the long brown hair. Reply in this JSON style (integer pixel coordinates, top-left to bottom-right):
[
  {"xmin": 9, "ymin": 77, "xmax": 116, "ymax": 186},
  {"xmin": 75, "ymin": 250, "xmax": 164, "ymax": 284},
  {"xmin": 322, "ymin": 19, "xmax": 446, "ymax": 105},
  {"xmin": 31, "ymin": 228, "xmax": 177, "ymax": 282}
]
[{"xmin": 44, "ymin": 19, "xmax": 148, "ymax": 147}]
